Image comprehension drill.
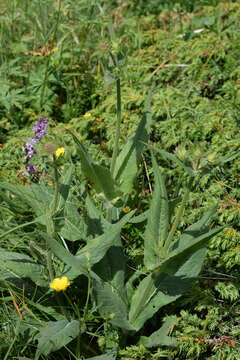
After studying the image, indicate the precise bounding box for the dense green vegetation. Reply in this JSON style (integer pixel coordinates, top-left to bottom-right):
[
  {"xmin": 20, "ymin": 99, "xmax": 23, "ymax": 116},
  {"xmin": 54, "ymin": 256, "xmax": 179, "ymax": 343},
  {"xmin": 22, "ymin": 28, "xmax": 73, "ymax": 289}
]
[{"xmin": 0, "ymin": 0, "xmax": 240, "ymax": 359}]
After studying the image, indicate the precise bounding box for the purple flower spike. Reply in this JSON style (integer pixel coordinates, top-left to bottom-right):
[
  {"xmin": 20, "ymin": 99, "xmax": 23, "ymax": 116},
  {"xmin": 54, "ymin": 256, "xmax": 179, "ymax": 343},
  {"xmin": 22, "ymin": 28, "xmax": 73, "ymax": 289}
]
[
  {"xmin": 22, "ymin": 142, "xmax": 36, "ymax": 159},
  {"xmin": 32, "ymin": 118, "xmax": 48, "ymax": 134},
  {"xmin": 22, "ymin": 117, "xmax": 48, "ymax": 160}
]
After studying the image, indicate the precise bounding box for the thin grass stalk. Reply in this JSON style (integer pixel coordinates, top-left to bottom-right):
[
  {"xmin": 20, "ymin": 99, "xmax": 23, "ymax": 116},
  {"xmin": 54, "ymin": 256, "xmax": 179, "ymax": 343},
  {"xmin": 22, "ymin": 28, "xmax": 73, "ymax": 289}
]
[{"xmin": 3, "ymin": 318, "xmax": 21, "ymax": 360}]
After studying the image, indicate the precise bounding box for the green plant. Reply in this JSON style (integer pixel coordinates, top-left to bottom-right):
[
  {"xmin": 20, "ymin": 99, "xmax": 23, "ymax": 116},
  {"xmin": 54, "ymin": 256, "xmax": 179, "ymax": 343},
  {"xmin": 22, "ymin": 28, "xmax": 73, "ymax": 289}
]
[
  {"xmin": 0, "ymin": 58, "xmax": 224, "ymax": 358},
  {"xmin": 1, "ymin": 1, "xmax": 240, "ymax": 359}
]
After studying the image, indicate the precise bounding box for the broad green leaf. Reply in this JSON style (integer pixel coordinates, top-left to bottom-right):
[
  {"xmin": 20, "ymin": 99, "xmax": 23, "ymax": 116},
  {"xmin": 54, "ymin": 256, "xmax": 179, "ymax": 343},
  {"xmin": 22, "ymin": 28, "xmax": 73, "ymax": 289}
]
[
  {"xmin": 156, "ymin": 226, "xmax": 224, "ymax": 276},
  {"xmin": 68, "ymin": 131, "xmax": 118, "ymax": 200},
  {"xmin": 140, "ymin": 316, "xmax": 178, "ymax": 347},
  {"xmin": 58, "ymin": 200, "xmax": 87, "ymax": 241},
  {"xmin": 57, "ymin": 164, "xmax": 74, "ymax": 211},
  {"xmin": 35, "ymin": 320, "xmax": 80, "ymax": 357},
  {"xmin": 85, "ymin": 195, "xmax": 109, "ymax": 237},
  {"xmin": 27, "ymin": 299, "xmax": 65, "ymax": 321},
  {"xmin": 43, "ymin": 233, "xmax": 90, "ymax": 279},
  {"xmin": 113, "ymin": 93, "xmax": 152, "ymax": 194},
  {"xmin": 126, "ymin": 271, "xmax": 143, "ymax": 303},
  {"xmin": 45, "ymin": 210, "xmax": 135, "ymax": 280},
  {"xmin": 93, "ymin": 243, "xmax": 126, "ymax": 306},
  {"xmin": 94, "ymin": 163, "xmax": 119, "ymax": 200},
  {"xmin": 18, "ymin": 318, "xmax": 45, "ymax": 340},
  {"xmin": 93, "ymin": 279, "xmax": 134, "ymax": 331},
  {"xmin": 129, "ymin": 247, "xmax": 207, "ymax": 331},
  {"xmin": 0, "ymin": 249, "xmax": 46, "ymax": 287},
  {"xmin": 89, "ymin": 202, "xmax": 128, "ymax": 301},
  {"xmin": 144, "ymin": 155, "xmax": 169, "ymax": 269},
  {"xmin": 174, "ymin": 207, "xmax": 217, "ymax": 250},
  {"xmin": 86, "ymin": 195, "xmax": 102, "ymax": 219},
  {"xmin": 73, "ymin": 210, "xmax": 135, "ymax": 272},
  {"xmin": 0, "ymin": 182, "xmax": 53, "ymax": 216},
  {"xmin": 129, "ymin": 224, "xmax": 223, "ymax": 330}
]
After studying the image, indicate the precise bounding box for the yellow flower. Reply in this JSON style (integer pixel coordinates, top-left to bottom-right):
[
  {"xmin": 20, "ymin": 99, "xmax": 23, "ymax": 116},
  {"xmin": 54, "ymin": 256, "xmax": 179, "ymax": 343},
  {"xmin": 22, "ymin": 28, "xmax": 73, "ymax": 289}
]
[
  {"xmin": 50, "ymin": 276, "xmax": 70, "ymax": 291},
  {"xmin": 83, "ymin": 112, "xmax": 92, "ymax": 119},
  {"xmin": 55, "ymin": 147, "xmax": 65, "ymax": 159},
  {"xmin": 123, "ymin": 206, "xmax": 131, "ymax": 213}
]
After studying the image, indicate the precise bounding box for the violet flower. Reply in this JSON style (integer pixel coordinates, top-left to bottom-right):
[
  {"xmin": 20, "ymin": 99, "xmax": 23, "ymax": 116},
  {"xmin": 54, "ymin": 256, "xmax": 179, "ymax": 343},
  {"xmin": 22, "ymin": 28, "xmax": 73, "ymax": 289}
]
[
  {"xmin": 30, "ymin": 117, "xmax": 48, "ymax": 143},
  {"xmin": 22, "ymin": 117, "xmax": 48, "ymax": 167},
  {"xmin": 22, "ymin": 142, "xmax": 36, "ymax": 159}
]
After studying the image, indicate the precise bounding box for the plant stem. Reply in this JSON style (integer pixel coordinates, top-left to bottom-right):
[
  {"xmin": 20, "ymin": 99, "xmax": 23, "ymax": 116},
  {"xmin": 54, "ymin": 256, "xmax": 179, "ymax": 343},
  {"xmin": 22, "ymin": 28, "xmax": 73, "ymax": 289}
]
[
  {"xmin": 40, "ymin": 0, "xmax": 61, "ymax": 109},
  {"xmin": 83, "ymin": 276, "xmax": 91, "ymax": 321},
  {"xmin": 46, "ymin": 155, "xmax": 60, "ymax": 281},
  {"xmin": 110, "ymin": 53, "xmax": 121, "ymax": 177},
  {"xmin": 46, "ymin": 249, "xmax": 54, "ymax": 281},
  {"xmin": 50, "ymin": 154, "xmax": 60, "ymax": 216},
  {"xmin": 164, "ymin": 187, "xmax": 190, "ymax": 253},
  {"xmin": 0, "ymin": 219, "xmax": 39, "ymax": 240}
]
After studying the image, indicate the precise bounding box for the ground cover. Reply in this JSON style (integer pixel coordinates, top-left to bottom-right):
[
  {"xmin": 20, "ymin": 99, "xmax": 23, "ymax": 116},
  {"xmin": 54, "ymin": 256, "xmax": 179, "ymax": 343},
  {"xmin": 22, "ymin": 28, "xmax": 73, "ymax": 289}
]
[{"xmin": 0, "ymin": 0, "xmax": 240, "ymax": 359}]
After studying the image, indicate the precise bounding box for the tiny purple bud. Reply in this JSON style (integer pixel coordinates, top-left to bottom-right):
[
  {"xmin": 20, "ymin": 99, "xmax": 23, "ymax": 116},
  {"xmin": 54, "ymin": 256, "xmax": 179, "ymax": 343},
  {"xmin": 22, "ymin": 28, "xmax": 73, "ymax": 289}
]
[
  {"xmin": 35, "ymin": 130, "xmax": 45, "ymax": 138},
  {"xmin": 28, "ymin": 137, "xmax": 39, "ymax": 143},
  {"xmin": 28, "ymin": 165, "xmax": 35, "ymax": 173}
]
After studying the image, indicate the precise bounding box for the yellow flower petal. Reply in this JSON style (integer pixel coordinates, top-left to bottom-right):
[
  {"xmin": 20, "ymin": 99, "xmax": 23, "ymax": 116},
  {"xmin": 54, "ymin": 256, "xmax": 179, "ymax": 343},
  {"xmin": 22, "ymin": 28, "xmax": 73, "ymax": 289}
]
[
  {"xmin": 55, "ymin": 147, "xmax": 65, "ymax": 159},
  {"xmin": 83, "ymin": 112, "xmax": 92, "ymax": 119},
  {"xmin": 50, "ymin": 276, "xmax": 70, "ymax": 291},
  {"xmin": 123, "ymin": 206, "xmax": 131, "ymax": 213}
]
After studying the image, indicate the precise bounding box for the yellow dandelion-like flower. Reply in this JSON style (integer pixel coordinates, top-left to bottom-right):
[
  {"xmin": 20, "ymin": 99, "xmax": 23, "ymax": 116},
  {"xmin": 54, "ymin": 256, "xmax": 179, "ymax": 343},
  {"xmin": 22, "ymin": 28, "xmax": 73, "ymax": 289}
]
[
  {"xmin": 50, "ymin": 276, "xmax": 70, "ymax": 292},
  {"xmin": 83, "ymin": 112, "xmax": 92, "ymax": 119},
  {"xmin": 123, "ymin": 206, "xmax": 131, "ymax": 213},
  {"xmin": 55, "ymin": 147, "xmax": 65, "ymax": 159}
]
